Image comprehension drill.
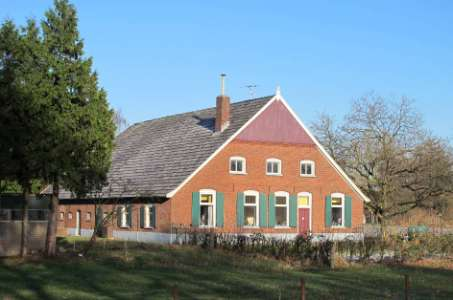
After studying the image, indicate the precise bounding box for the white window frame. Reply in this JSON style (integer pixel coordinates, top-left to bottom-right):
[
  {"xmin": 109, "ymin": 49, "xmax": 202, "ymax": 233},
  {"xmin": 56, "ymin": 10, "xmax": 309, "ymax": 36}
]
[
  {"xmin": 120, "ymin": 205, "xmax": 129, "ymax": 228},
  {"xmin": 331, "ymin": 192, "xmax": 345, "ymax": 228},
  {"xmin": 274, "ymin": 191, "xmax": 289, "ymax": 228},
  {"xmin": 229, "ymin": 156, "xmax": 247, "ymax": 175},
  {"xmin": 68, "ymin": 212, "xmax": 73, "ymax": 220},
  {"xmin": 266, "ymin": 158, "xmax": 282, "ymax": 176},
  {"xmin": 300, "ymin": 160, "xmax": 315, "ymax": 177},
  {"xmin": 297, "ymin": 192, "xmax": 312, "ymax": 232},
  {"xmin": 243, "ymin": 190, "xmax": 259, "ymax": 228},
  {"xmin": 144, "ymin": 204, "xmax": 155, "ymax": 228},
  {"xmin": 199, "ymin": 189, "xmax": 216, "ymax": 228}
]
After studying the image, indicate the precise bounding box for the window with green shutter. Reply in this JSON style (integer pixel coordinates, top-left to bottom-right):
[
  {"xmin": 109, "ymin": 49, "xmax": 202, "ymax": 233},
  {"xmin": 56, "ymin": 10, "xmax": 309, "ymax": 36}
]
[
  {"xmin": 139, "ymin": 206, "xmax": 145, "ymax": 228},
  {"xmin": 259, "ymin": 193, "xmax": 267, "ymax": 227},
  {"xmin": 126, "ymin": 205, "xmax": 132, "ymax": 227},
  {"xmin": 345, "ymin": 195, "xmax": 352, "ymax": 228},
  {"xmin": 325, "ymin": 196, "xmax": 332, "ymax": 227},
  {"xmin": 236, "ymin": 192, "xmax": 244, "ymax": 227},
  {"xmin": 216, "ymin": 192, "xmax": 224, "ymax": 227},
  {"xmin": 289, "ymin": 194, "xmax": 297, "ymax": 227},
  {"xmin": 268, "ymin": 193, "xmax": 276, "ymax": 227},
  {"xmin": 150, "ymin": 205, "xmax": 157, "ymax": 228},
  {"xmin": 192, "ymin": 192, "xmax": 200, "ymax": 227}
]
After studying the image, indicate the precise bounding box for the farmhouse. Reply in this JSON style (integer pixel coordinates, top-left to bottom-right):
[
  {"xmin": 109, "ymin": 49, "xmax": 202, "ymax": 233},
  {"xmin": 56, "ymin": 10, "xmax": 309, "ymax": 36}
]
[{"xmin": 55, "ymin": 86, "xmax": 370, "ymax": 242}]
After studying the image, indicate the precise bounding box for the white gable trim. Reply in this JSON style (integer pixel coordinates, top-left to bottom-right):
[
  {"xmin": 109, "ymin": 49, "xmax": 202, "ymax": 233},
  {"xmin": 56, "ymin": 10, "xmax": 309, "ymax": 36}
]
[
  {"xmin": 166, "ymin": 93, "xmax": 370, "ymax": 203},
  {"xmin": 166, "ymin": 95, "xmax": 279, "ymax": 198},
  {"xmin": 277, "ymin": 96, "xmax": 370, "ymax": 203}
]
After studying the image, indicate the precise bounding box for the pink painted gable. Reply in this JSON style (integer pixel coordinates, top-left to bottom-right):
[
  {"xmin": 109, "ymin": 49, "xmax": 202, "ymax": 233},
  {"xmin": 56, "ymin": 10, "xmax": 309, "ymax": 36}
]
[{"xmin": 236, "ymin": 100, "xmax": 314, "ymax": 145}]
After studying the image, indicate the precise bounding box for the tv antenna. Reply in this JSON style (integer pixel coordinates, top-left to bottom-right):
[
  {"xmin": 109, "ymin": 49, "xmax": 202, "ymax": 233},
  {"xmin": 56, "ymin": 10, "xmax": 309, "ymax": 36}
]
[{"xmin": 244, "ymin": 84, "xmax": 258, "ymax": 98}]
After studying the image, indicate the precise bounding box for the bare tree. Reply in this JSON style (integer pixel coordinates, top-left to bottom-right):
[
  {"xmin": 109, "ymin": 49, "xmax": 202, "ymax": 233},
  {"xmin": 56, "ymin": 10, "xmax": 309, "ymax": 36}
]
[
  {"xmin": 312, "ymin": 93, "xmax": 453, "ymax": 224},
  {"xmin": 113, "ymin": 109, "xmax": 129, "ymax": 135}
]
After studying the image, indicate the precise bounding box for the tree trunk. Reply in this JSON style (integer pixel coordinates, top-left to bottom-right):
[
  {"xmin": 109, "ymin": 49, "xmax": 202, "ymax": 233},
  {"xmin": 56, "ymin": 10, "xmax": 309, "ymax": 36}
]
[
  {"xmin": 20, "ymin": 183, "xmax": 32, "ymax": 257},
  {"xmin": 45, "ymin": 179, "xmax": 59, "ymax": 256}
]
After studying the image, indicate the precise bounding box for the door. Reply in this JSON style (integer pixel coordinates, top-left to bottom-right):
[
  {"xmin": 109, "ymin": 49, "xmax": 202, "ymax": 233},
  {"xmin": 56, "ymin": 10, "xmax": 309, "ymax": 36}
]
[
  {"xmin": 298, "ymin": 208, "xmax": 310, "ymax": 234},
  {"xmin": 76, "ymin": 210, "xmax": 81, "ymax": 236}
]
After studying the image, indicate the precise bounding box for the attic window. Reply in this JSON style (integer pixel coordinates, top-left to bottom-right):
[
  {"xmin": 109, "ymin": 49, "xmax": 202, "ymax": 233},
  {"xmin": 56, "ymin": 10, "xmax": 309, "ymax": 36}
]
[
  {"xmin": 266, "ymin": 158, "xmax": 282, "ymax": 176},
  {"xmin": 230, "ymin": 156, "xmax": 246, "ymax": 174},
  {"xmin": 300, "ymin": 160, "xmax": 315, "ymax": 177}
]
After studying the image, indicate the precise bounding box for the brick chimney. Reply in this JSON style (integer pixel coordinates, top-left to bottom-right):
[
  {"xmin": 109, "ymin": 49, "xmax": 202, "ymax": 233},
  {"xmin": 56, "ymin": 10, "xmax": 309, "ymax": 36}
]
[{"xmin": 215, "ymin": 74, "xmax": 230, "ymax": 132}]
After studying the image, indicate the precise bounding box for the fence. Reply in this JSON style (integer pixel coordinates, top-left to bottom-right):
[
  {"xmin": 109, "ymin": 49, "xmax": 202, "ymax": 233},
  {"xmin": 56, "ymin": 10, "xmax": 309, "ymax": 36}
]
[{"xmin": 0, "ymin": 209, "xmax": 48, "ymax": 256}]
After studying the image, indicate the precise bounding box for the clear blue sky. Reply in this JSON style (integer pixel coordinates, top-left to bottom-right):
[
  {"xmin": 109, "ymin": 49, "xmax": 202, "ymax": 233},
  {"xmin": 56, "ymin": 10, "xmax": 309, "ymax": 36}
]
[{"xmin": 2, "ymin": 1, "xmax": 453, "ymax": 140}]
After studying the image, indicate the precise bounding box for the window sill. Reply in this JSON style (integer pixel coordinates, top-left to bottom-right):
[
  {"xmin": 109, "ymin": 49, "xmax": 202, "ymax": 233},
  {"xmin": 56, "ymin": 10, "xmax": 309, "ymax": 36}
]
[
  {"xmin": 300, "ymin": 174, "xmax": 316, "ymax": 178},
  {"xmin": 266, "ymin": 173, "xmax": 283, "ymax": 176},
  {"xmin": 331, "ymin": 226, "xmax": 345, "ymax": 229},
  {"xmin": 274, "ymin": 226, "xmax": 291, "ymax": 229},
  {"xmin": 120, "ymin": 226, "xmax": 131, "ymax": 229},
  {"xmin": 243, "ymin": 226, "xmax": 259, "ymax": 229},
  {"xmin": 229, "ymin": 171, "xmax": 247, "ymax": 175}
]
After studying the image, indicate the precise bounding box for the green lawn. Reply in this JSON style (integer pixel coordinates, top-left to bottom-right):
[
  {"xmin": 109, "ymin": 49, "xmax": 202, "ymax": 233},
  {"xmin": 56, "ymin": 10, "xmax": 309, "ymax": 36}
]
[{"xmin": 0, "ymin": 237, "xmax": 452, "ymax": 300}]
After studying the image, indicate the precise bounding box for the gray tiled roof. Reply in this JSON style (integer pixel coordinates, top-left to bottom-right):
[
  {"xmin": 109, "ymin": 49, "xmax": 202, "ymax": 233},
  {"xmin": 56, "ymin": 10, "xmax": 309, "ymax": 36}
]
[{"xmin": 83, "ymin": 96, "xmax": 273, "ymax": 199}]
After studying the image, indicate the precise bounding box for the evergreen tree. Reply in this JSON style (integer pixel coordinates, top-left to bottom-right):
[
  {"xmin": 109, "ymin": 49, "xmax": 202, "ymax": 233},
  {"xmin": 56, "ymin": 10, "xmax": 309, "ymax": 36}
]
[{"xmin": 41, "ymin": 0, "xmax": 115, "ymax": 255}]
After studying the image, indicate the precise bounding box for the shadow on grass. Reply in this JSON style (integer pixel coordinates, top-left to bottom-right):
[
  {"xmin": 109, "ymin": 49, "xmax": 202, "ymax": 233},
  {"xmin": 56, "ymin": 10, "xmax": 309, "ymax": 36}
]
[{"xmin": 0, "ymin": 239, "xmax": 452, "ymax": 300}]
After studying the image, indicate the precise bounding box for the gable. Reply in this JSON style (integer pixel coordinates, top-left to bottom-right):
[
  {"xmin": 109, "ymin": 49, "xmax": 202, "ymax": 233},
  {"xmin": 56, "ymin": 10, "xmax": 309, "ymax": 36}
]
[{"xmin": 236, "ymin": 100, "xmax": 314, "ymax": 145}]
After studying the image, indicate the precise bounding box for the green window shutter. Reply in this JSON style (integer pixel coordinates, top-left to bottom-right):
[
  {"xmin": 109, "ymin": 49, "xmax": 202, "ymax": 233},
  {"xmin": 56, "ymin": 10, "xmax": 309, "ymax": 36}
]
[
  {"xmin": 117, "ymin": 206, "xmax": 122, "ymax": 227},
  {"xmin": 259, "ymin": 193, "xmax": 267, "ymax": 227},
  {"xmin": 289, "ymin": 194, "xmax": 297, "ymax": 227},
  {"xmin": 151, "ymin": 206, "xmax": 157, "ymax": 228},
  {"xmin": 236, "ymin": 192, "xmax": 244, "ymax": 227},
  {"xmin": 127, "ymin": 205, "xmax": 132, "ymax": 227},
  {"xmin": 95, "ymin": 206, "xmax": 103, "ymax": 227},
  {"xmin": 325, "ymin": 196, "xmax": 332, "ymax": 227},
  {"xmin": 216, "ymin": 192, "xmax": 224, "ymax": 227},
  {"xmin": 192, "ymin": 192, "xmax": 200, "ymax": 227},
  {"xmin": 139, "ymin": 206, "xmax": 145, "ymax": 228},
  {"xmin": 268, "ymin": 193, "xmax": 276, "ymax": 227},
  {"xmin": 345, "ymin": 195, "xmax": 352, "ymax": 228}
]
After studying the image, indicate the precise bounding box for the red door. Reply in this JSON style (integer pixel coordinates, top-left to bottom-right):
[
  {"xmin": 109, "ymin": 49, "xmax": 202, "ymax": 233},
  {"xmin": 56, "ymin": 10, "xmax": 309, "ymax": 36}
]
[{"xmin": 298, "ymin": 208, "xmax": 310, "ymax": 234}]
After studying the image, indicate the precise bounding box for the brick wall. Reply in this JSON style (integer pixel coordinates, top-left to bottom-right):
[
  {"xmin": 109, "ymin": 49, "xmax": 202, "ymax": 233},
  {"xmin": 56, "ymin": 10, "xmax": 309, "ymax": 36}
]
[{"xmin": 170, "ymin": 139, "xmax": 365, "ymax": 234}]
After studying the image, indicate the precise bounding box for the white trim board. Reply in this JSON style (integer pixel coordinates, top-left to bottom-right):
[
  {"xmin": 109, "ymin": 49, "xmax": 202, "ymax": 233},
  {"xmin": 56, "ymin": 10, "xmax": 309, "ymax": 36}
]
[{"xmin": 166, "ymin": 92, "xmax": 370, "ymax": 203}]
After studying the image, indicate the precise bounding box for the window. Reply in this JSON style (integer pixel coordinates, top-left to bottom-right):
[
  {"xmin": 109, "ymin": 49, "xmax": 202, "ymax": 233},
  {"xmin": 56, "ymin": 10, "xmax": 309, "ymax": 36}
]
[
  {"xmin": 144, "ymin": 205, "xmax": 155, "ymax": 228},
  {"xmin": 297, "ymin": 192, "xmax": 311, "ymax": 207},
  {"xmin": 266, "ymin": 158, "xmax": 282, "ymax": 175},
  {"xmin": 331, "ymin": 193, "xmax": 344, "ymax": 227},
  {"xmin": 68, "ymin": 212, "xmax": 73, "ymax": 220},
  {"xmin": 119, "ymin": 205, "xmax": 131, "ymax": 227},
  {"xmin": 200, "ymin": 189, "xmax": 216, "ymax": 227},
  {"xmin": 59, "ymin": 212, "xmax": 64, "ymax": 221},
  {"xmin": 230, "ymin": 156, "xmax": 246, "ymax": 174},
  {"xmin": 243, "ymin": 190, "xmax": 259, "ymax": 227},
  {"xmin": 300, "ymin": 160, "xmax": 315, "ymax": 176},
  {"xmin": 86, "ymin": 212, "xmax": 91, "ymax": 221},
  {"xmin": 275, "ymin": 191, "xmax": 289, "ymax": 227}
]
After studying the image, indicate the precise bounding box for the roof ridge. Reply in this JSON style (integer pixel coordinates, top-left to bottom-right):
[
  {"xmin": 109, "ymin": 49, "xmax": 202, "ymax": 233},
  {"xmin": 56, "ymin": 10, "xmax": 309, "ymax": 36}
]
[{"xmin": 128, "ymin": 95, "xmax": 274, "ymax": 129}]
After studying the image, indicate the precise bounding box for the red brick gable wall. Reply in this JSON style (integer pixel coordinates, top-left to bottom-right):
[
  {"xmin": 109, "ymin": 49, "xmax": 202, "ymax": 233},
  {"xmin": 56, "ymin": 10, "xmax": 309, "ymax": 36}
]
[{"xmin": 170, "ymin": 139, "xmax": 364, "ymax": 233}]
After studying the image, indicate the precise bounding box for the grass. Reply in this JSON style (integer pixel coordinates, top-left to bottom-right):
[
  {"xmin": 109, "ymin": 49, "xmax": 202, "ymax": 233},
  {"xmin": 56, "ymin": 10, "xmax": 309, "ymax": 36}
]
[{"xmin": 0, "ymin": 237, "xmax": 452, "ymax": 300}]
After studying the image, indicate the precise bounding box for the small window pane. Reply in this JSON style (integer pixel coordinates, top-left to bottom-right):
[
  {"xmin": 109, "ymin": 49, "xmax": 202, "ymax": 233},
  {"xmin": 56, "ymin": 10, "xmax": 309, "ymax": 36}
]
[
  {"xmin": 332, "ymin": 197, "xmax": 342, "ymax": 206},
  {"xmin": 244, "ymin": 206, "xmax": 257, "ymax": 226},
  {"xmin": 236, "ymin": 160, "xmax": 243, "ymax": 172},
  {"xmin": 273, "ymin": 162, "xmax": 279, "ymax": 173},
  {"xmin": 86, "ymin": 212, "xmax": 91, "ymax": 221},
  {"xmin": 306, "ymin": 164, "xmax": 312, "ymax": 174},
  {"xmin": 276, "ymin": 206, "xmax": 287, "ymax": 226},
  {"xmin": 276, "ymin": 196, "xmax": 287, "ymax": 205},
  {"xmin": 301, "ymin": 164, "xmax": 306, "ymax": 174},
  {"xmin": 245, "ymin": 195, "xmax": 256, "ymax": 204},
  {"xmin": 267, "ymin": 162, "xmax": 273, "ymax": 173},
  {"xmin": 230, "ymin": 160, "xmax": 236, "ymax": 172},
  {"xmin": 68, "ymin": 212, "xmax": 73, "ymax": 220},
  {"xmin": 298, "ymin": 196, "xmax": 309, "ymax": 206},
  {"xmin": 332, "ymin": 207, "xmax": 342, "ymax": 226},
  {"xmin": 201, "ymin": 194, "xmax": 213, "ymax": 204},
  {"xmin": 200, "ymin": 205, "xmax": 213, "ymax": 226}
]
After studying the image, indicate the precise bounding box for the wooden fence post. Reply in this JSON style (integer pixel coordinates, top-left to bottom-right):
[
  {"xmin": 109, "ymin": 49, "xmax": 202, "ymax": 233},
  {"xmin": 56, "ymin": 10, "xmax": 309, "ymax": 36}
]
[
  {"xmin": 300, "ymin": 277, "xmax": 306, "ymax": 300},
  {"xmin": 172, "ymin": 286, "xmax": 179, "ymax": 300},
  {"xmin": 404, "ymin": 274, "xmax": 410, "ymax": 300}
]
